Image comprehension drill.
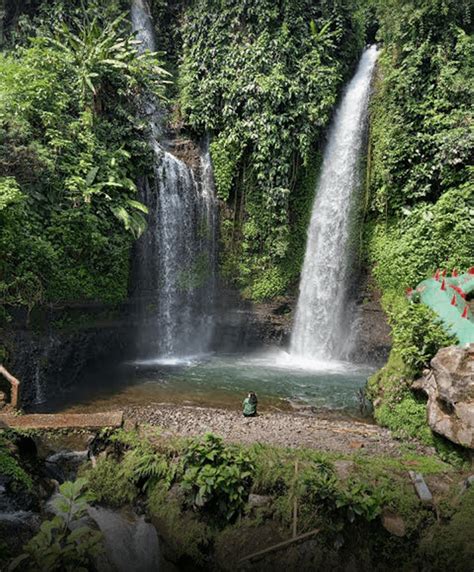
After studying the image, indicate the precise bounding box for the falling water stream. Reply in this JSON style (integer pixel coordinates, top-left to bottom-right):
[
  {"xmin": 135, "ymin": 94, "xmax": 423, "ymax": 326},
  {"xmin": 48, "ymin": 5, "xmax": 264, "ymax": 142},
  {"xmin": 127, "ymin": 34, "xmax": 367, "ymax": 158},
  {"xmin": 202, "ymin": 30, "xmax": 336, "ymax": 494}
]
[
  {"xmin": 291, "ymin": 46, "xmax": 378, "ymax": 361},
  {"xmin": 131, "ymin": 0, "xmax": 217, "ymax": 361}
]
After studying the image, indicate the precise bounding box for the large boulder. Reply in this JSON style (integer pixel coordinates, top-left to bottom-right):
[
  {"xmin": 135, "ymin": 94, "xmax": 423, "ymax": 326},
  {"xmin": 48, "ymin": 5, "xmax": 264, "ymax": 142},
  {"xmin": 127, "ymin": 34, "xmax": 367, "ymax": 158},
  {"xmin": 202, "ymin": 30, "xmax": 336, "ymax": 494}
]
[{"xmin": 413, "ymin": 344, "xmax": 474, "ymax": 448}]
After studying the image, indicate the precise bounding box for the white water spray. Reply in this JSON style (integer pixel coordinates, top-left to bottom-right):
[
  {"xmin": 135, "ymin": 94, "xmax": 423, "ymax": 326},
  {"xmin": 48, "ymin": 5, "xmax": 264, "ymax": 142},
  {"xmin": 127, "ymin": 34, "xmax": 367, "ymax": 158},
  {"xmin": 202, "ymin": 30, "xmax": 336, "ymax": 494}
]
[{"xmin": 291, "ymin": 46, "xmax": 378, "ymax": 361}]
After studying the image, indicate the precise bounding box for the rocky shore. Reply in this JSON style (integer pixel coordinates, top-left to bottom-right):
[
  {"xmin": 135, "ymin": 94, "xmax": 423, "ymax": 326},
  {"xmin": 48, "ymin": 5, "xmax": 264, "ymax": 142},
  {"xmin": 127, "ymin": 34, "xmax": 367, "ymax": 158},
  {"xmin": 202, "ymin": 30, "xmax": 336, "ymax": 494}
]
[{"xmin": 124, "ymin": 404, "xmax": 434, "ymax": 456}]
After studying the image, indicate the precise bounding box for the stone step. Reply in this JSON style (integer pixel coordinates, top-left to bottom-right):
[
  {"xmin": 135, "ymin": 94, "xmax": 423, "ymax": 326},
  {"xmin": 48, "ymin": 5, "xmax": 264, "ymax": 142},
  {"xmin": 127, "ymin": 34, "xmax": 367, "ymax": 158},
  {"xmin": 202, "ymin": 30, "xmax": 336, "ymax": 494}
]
[{"xmin": 0, "ymin": 411, "xmax": 123, "ymax": 431}]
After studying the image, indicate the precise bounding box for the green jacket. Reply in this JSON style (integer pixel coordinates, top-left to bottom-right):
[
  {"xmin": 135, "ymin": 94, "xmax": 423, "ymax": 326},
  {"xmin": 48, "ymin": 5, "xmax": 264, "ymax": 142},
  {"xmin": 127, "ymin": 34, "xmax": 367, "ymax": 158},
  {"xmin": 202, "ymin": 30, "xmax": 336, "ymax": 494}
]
[{"xmin": 243, "ymin": 396, "xmax": 257, "ymax": 416}]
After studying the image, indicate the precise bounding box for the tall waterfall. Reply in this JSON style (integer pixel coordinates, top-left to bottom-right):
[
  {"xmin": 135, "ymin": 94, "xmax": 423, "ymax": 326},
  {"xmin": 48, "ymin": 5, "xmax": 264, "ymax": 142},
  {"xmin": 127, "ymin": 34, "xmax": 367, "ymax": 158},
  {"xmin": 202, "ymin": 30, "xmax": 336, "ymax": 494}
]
[
  {"xmin": 131, "ymin": 0, "xmax": 217, "ymax": 360},
  {"xmin": 291, "ymin": 46, "xmax": 378, "ymax": 361}
]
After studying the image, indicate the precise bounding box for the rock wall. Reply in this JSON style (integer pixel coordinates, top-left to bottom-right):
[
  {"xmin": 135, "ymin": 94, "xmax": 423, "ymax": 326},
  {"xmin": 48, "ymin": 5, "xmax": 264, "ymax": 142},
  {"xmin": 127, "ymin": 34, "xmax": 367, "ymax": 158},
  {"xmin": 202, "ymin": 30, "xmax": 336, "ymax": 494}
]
[
  {"xmin": 1, "ymin": 304, "xmax": 133, "ymax": 410},
  {"xmin": 349, "ymin": 271, "xmax": 392, "ymax": 365},
  {"xmin": 213, "ymin": 277, "xmax": 391, "ymax": 366}
]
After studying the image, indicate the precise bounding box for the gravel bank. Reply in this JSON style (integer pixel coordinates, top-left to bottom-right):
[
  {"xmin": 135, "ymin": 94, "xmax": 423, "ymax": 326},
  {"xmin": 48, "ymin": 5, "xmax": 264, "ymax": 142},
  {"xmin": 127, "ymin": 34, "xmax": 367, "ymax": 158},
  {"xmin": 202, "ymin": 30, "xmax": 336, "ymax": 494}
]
[{"xmin": 125, "ymin": 404, "xmax": 433, "ymax": 456}]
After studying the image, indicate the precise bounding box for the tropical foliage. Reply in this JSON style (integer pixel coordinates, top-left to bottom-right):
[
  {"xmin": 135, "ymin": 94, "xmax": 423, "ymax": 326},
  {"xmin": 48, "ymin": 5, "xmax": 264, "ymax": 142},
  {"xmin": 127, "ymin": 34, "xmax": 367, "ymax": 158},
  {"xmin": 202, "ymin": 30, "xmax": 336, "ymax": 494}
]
[
  {"xmin": 8, "ymin": 478, "xmax": 102, "ymax": 572},
  {"xmin": 0, "ymin": 1, "xmax": 168, "ymax": 312},
  {"xmin": 181, "ymin": 433, "xmax": 254, "ymax": 522}
]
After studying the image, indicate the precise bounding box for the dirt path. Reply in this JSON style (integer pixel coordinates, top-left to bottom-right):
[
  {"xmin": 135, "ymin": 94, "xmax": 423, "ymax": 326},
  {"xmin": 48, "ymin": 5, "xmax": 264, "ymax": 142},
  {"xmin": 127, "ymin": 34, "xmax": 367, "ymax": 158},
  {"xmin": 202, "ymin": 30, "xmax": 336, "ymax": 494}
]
[{"xmin": 125, "ymin": 404, "xmax": 433, "ymax": 456}]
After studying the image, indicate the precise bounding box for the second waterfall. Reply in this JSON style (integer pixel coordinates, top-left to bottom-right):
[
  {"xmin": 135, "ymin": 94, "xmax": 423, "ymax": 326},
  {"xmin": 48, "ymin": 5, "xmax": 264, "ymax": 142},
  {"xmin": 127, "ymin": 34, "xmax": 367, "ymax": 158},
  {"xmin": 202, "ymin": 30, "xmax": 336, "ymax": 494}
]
[
  {"xmin": 131, "ymin": 0, "xmax": 217, "ymax": 361},
  {"xmin": 291, "ymin": 45, "xmax": 378, "ymax": 361}
]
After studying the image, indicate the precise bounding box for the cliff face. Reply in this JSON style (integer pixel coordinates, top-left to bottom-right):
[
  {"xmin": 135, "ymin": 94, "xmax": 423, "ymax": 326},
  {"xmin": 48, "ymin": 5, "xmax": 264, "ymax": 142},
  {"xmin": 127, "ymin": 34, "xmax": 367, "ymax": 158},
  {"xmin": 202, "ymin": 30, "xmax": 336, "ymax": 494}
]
[{"xmin": 349, "ymin": 271, "xmax": 392, "ymax": 366}]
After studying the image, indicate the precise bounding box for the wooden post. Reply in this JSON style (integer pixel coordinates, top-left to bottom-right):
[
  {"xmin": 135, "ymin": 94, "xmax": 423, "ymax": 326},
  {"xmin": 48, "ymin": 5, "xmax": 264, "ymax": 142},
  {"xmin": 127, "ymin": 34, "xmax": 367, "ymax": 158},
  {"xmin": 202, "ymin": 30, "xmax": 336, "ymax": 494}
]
[
  {"xmin": 0, "ymin": 365, "xmax": 20, "ymax": 409},
  {"xmin": 293, "ymin": 460, "xmax": 298, "ymax": 538}
]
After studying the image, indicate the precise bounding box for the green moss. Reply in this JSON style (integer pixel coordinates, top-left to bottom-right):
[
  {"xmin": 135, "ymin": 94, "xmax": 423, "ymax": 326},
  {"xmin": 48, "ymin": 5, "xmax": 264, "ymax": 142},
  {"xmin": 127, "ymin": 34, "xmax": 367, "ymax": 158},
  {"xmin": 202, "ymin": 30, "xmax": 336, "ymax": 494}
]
[
  {"xmin": 376, "ymin": 394, "xmax": 433, "ymax": 445},
  {"xmin": 367, "ymin": 350, "xmax": 413, "ymax": 404},
  {"xmin": 366, "ymin": 349, "xmax": 428, "ymax": 442}
]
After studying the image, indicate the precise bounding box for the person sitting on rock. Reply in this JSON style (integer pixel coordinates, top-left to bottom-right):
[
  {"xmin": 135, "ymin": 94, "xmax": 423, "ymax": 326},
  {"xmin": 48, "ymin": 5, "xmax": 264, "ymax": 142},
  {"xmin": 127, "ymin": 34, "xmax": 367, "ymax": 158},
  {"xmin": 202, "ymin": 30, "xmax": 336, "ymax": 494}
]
[{"xmin": 242, "ymin": 391, "xmax": 258, "ymax": 417}]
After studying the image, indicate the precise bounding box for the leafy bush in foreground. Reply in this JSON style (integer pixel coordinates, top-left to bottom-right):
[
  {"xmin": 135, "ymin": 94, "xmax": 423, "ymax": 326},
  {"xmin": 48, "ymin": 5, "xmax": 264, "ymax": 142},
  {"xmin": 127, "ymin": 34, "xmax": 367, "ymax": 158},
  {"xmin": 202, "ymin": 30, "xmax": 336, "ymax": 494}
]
[
  {"xmin": 181, "ymin": 433, "xmax": 254, "ymax": 522},
  {"xmin": 9, "ymin": 478, "xmax": 102, "ymax": 572}
]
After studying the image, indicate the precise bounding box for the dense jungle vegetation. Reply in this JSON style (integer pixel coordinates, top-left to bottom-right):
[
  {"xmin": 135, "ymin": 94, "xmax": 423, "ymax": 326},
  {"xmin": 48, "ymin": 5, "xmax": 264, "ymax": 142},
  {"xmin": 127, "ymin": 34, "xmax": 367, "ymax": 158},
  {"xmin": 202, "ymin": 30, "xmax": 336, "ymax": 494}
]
[
  {"xmin": 0, "ymin": 0, "xmax": 166, "ymax": 315},
  {"xmin": 0, "ymin": 0, "xmax": 472, "ymax": 438},
  {"xmin": 179, "ymin": 0, "xmax": 369, "ymax": 299},
  {"xmin": 0, "ymin": 1, "xmax": 473, "ymax": 570}
]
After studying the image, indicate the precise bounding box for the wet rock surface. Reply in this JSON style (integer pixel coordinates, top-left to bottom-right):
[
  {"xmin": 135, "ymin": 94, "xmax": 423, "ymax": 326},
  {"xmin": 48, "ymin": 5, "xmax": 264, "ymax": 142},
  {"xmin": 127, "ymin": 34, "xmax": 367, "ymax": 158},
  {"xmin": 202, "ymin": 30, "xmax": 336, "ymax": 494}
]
[
  {"xmin": 125, "ymin": 404, "xmax": 433, "ymax": 456},
  {"xmin": 211, "ymin": 291, "xmax": 294, "ymax": 352},
  {"xmin": 413, "ymin": 344, "xmax": 474, "ymax": 448},
  {"xmin": 350, "ymin": 272, "xmax": 392, "ymax": 366},
  {"xmin": 2, "ymin": 302, "xmax": 134, "ymax": 410},
  {"xmin": 7, "ymin": 327, "xmax": 132, "ymax": 409},
  {"xmin": 247, "ymin": 298, "xmax": 295, "ymax": 347}
]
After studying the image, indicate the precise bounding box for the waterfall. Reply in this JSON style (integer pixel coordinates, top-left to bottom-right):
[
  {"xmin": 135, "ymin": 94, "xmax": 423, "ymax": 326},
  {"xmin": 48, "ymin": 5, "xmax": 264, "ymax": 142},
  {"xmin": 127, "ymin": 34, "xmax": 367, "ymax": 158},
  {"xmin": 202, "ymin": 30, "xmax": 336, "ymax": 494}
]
[
  {"xmin": 131, "ymin": 0, "xmax": 217, "ymax": 360},
  {"xmin": 130, "ymin": 0, "xmax": 156, "ymax": 52},
  {"xmin": 291, "ymin": 46, "xmax": 378, "ymax": 361},
  {"xmin": 33, "ymin": 335, "xmax": 58, "ymax": 405}
]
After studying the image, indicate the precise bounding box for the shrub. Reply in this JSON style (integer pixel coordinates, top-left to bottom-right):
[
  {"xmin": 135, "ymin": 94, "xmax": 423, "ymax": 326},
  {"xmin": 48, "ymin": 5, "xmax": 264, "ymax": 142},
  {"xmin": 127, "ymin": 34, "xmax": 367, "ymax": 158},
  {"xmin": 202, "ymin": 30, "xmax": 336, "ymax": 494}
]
[
  {"xmin": 181, "ymin": 434, "xmax": 254, "ymax": 522},
  {"xmin": 0, "ymin": 438, "xmax": 32, "ymax": 491}
]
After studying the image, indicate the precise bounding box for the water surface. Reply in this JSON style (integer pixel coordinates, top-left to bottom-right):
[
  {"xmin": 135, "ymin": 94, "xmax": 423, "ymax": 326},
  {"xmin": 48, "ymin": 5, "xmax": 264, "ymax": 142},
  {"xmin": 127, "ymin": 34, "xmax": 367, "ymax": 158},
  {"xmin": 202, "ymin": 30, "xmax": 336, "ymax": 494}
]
[{"xmin": 37, "ymin": 350, "xmax": 373, "ymax": 418}]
